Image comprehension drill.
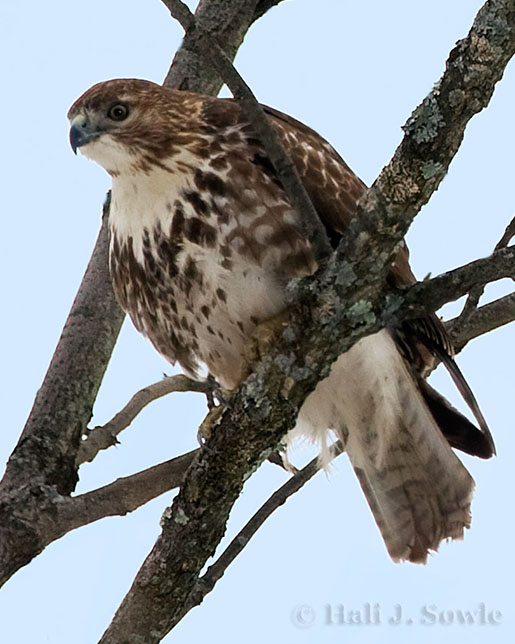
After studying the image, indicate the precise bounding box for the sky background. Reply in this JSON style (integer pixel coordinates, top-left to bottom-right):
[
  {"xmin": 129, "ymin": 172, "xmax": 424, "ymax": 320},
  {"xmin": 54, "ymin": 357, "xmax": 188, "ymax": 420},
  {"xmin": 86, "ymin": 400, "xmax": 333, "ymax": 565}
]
[{"xmin": 1, "ymin": 1, "xmax": 514, "ymax": 642}]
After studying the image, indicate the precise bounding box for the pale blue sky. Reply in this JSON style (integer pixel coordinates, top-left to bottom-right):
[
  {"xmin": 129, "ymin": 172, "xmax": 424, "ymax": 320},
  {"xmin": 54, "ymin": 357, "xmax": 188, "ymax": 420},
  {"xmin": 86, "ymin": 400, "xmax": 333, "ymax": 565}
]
[{"xmin": 1, "ymin": 1, "xmax": 514, "ymax": 642}]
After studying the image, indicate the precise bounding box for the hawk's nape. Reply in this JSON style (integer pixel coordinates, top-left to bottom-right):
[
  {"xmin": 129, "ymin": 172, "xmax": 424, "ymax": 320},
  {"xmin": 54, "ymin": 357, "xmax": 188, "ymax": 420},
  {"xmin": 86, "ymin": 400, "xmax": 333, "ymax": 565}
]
[{"xmin": 68, "ymin": 78, "xmax": 494, "ymax": 563}]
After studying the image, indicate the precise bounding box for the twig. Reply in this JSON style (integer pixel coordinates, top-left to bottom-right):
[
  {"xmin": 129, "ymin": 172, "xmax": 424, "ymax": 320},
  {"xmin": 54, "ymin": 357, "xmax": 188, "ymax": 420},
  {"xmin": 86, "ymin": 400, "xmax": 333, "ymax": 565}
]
[
  {"xmin": 183, "ymin": 442, "xmax": 344, "ymax": 616},
  {"xmin": 161, "ymin": 0, "xmax": 332, "ymax": 260},
  {"xmin": 77, "ymin": 375, "xmax": 212, "ymax": 464},
  {"xmin": 447, "ymin": 291, "xmax": 515, "ymax": 352},
  {"xmin": 454, "ymin": 214, "xmax": 515, "ymax": 328},
  {"xmin": 495, "ymin": 214, "xmax": 515, "ymax": 250}
]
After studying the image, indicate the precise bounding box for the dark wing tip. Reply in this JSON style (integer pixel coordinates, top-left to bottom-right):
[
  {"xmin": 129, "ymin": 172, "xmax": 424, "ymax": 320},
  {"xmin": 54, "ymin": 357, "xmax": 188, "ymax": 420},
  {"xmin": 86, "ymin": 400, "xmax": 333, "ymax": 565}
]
[{"xmin": 419, "ymin": 377, "xmax": 495, "ymax": 459}]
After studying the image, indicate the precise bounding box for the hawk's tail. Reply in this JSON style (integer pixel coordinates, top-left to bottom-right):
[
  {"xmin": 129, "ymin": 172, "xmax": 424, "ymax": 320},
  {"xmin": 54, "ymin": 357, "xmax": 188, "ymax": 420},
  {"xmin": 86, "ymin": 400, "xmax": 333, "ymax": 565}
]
[{"xmin": 297, "ymin": 329, "xmax": 475, "ymax": 563}]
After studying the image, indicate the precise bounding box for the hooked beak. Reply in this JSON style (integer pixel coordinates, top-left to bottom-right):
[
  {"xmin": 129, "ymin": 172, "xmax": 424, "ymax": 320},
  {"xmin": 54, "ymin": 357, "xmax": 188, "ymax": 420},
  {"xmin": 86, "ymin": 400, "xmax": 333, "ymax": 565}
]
[{"xmin": 69, "ymin": 113, "xmax": 102, "ymax": 154}]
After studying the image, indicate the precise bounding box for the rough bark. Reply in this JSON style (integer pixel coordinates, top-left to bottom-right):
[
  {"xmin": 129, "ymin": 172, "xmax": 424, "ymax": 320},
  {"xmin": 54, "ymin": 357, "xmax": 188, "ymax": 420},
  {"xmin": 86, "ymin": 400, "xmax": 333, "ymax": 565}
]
[{"xmin": 163, "ymin": 0, "xmax": 285, "ymax": 94}]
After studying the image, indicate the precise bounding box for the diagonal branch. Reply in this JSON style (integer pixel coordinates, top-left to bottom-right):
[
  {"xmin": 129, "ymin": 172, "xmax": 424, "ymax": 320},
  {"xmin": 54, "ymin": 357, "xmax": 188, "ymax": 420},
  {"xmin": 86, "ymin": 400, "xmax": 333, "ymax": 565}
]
[
  {"xmin": 98, "ymin": 3, "xmax": 515, "ymax": 643},
  {"xmin": 447, "ymin": 291, "xmax": 515, "ymax": 352},
  {"xmin": 454, "ymin": 214, "xmax": 515, "ymax": 327},
  {"xmin": 183, "ymin": 442, "xmax": 344, "ymax": 618},
  {"xmin": 2, "ymin": 198, "xmax": 124, "ymax": 496},
  {"xmin": 163, "ymin": 0, "xmax": 289, "ymax": 94},
  {"xmin": 77, "ymin": 375, "xmax": 211, "ymax": 464},
  {"xmin": 329, "ymin": 0, "xmax": 515, "ymax": 290},
  {"xmin": 495, "ymin": 214, "xmax": 515, "ymax": 251}
]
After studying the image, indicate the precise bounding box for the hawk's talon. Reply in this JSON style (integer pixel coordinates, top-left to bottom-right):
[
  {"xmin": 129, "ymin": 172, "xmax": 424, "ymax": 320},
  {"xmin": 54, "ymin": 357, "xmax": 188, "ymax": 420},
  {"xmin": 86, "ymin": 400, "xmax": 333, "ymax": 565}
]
[
  {"xmin": 205, "ymin": 374, "xmax": 232, "ymax": 408},
  {"xmin": 244, "ymin": 311, "xmax": 290, "ymax": 366},
  {"xmin": 197, "ymin": 404, "xmax": 225, "ymax": 446}
]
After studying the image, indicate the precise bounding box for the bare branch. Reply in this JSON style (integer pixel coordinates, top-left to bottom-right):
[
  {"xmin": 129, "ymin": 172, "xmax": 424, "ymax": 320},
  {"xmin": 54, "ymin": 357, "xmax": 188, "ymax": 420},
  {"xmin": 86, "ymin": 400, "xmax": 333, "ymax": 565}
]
[
  {"xmin": 495, "ymin": 214, "xmax": 515, "ymax": 250},
  {"xmin": 163, "ymin": 0, "xmax": 288, "ymax": 94},
  {"xmin": 454, "ymin": 214, "xmax": 515, "ymax": 329},
  {"xmin": 2, "ymin": 198, "xmax": 124, "ymax": 496},
  {"xmin": 98, "ymin": 4, "xmax": 515, "ymax": 643},
  {"xmin": 398, "ymin": 246, "xmax": 515, "ymax": 323},
  {"xmin": 183, "ymin": 443, "xmax": 344, "ymax": 617},
  {"xmin": 331, "ymin": 0, "xmax": 515, "ymax": 294},
  {"xmin": 57, "ymin": 451, "xmax": 197, "ymax": 537},
  {"xmin": 447, "ymin": 292, "xmax": 515, "ymax": 352},
  {"xmin": 78, "ymin": 375, "xmax": 211, "ymax": 464},
  {"xmin": 161, "ymin": 0, "xmax": 332, "ymax": 259}
]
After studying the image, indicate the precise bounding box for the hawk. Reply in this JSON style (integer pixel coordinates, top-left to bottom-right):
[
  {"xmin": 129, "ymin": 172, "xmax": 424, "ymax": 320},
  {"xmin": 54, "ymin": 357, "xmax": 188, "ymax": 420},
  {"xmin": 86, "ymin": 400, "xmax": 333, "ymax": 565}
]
[{"xmin": 69, "ymin": 79, "xmax": 494, "ymax": 563}]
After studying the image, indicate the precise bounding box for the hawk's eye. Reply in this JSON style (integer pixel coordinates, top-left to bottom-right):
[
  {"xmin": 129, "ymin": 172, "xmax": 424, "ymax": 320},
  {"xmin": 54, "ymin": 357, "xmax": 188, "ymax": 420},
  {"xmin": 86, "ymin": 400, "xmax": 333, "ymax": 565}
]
[{"xmin": 108, "ymin": 103, "xmax": 129, "ymax": 121}]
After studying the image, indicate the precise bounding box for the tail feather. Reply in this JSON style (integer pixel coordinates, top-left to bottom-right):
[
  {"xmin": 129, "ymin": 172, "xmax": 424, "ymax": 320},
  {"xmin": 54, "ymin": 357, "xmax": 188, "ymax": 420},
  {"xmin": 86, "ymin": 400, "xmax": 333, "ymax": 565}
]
[{"xmin": 296, "ymin": 329, "xmax": 476, "ymax": 563}]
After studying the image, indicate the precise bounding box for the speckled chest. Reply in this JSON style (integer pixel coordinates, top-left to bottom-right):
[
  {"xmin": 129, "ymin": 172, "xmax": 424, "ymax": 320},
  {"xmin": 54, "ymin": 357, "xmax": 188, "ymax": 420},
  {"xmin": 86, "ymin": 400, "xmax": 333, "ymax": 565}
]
[{"xmin": 107, "ymin": 152, "xmax": 311, "ymax": 388}]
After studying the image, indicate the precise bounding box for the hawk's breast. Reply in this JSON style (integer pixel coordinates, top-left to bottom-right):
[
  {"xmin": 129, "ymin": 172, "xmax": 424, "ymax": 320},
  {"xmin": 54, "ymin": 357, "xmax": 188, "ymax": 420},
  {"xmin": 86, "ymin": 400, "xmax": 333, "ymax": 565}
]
[{"xmin": 108, "ymin": 144, "xmax": 315, "ymax": 389}]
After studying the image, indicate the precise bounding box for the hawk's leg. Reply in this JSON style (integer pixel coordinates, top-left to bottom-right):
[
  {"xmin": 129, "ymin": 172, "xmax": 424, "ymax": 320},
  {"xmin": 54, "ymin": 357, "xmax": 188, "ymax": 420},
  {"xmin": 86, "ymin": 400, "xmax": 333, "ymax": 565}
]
[
  {"xmin": 197, "ymin": 405, "xmax": 225, "ymax": 445},
  {"xmin": 197, "ymin": 378, "xmax": 233, "ymax": 445},
  {"xmin": 198, "ymin": 312, "xmax": 289, "ymax": 446}
]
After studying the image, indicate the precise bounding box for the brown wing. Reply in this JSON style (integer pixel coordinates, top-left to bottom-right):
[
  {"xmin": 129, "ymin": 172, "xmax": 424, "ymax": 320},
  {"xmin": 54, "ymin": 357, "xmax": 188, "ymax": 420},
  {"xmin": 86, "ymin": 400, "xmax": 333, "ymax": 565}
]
[
  {"xmin": 262, "ymin": 106, "xmax": 446, "ymax": 349},
  {"xmin": 261, "ymin": 105, "xmax": 494, "ymax": 458}
]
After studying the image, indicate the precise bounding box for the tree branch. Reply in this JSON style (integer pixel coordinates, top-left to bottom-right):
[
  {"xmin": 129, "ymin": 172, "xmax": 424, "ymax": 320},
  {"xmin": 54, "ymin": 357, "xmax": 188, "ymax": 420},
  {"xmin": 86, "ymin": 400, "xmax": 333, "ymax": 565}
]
[
  {"xmin": 183, "ymin": 442, "xmax": 344, "ymax": 617},
  {"xmin": 447, "ymin": 291, "xmax": 515, "ymax": 352},
  {"xmin": 2, "ymin": 198, "xmax": 124, "ymax": 497},
  {"xmin": 397, "ymin": 246, "xmax": 514, "ymax": 323},
  {"xmin": 77, "ymin": 375, "xmax": 211, "ymax": 464},
  {"xmin": 454, "ymin": 214, "xmax": 515, "ymax": 328},
  {"xmin": 495, "ymin": 214, "xmax": 515, "ymax": 250},
  {"xmin": 163, "ymin": 0, "xmax": 288, "ymax": 94},
  {"xmin": 55, "ymin": 451, "xmax": 198, "ymax": 538},
  {"xmin": 98, "ymin": 3, "xmax": 515, "ymax": 643},
  {"xmin": 329, "ymin": 0, "xmax": 515, "ymax": 290}
]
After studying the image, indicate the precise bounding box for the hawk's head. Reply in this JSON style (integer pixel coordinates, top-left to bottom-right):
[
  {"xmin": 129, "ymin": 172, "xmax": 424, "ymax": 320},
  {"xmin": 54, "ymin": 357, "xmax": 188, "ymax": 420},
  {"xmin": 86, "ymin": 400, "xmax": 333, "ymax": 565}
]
[{"xmin": 68, "ymin": 78, "xmax": 204, "ymax": 175}]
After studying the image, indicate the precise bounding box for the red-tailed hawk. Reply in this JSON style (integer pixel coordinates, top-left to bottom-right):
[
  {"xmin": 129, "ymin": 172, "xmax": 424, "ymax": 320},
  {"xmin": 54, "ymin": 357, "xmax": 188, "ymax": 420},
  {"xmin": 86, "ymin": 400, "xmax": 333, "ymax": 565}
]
[{"xmin": 69, "ymin": 79, "xmax": 494, "ymax": 563}]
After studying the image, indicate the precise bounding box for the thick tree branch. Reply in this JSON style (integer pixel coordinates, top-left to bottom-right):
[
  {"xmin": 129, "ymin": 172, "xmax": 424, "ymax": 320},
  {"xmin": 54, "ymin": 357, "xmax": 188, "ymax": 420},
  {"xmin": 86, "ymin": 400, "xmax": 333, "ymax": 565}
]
[
  {"xmin": 163, "ymin": 0, "xmax": 288, "ymax": 94},
  {"xmin": 329, "ymin": 1, "xmax": 515, "ymax": 289},
  {"xmin": 98, "ymin": 3, "xmax": 515, "ymax": 643},
  {"xmin": 2, "ymin": 199, "xmax": 124, "ymax": 497},
  {"xmin": 77, "ymin": 375, "xmax": 211, "ymax": 464}
]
